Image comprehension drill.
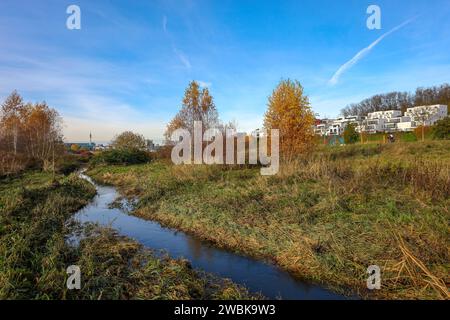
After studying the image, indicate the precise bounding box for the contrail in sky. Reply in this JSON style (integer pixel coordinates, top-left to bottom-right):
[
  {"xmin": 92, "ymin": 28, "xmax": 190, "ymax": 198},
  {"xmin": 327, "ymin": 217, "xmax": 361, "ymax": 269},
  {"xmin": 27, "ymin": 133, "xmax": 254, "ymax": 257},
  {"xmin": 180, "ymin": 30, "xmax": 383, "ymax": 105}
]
[{"xmin": 329, "ymin": 17, "xmax": 416, "ymax": 86}]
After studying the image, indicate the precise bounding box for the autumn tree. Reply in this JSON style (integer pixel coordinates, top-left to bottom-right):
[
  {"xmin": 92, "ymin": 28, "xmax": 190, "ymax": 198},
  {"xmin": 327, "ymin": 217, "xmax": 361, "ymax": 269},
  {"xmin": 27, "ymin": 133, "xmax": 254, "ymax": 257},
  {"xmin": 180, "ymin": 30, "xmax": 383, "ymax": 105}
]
[
  {"xmin": 111, "ymin": 131, "xmax": 147, "ymax": 151},
  {"xmin": 165, "ymin": 81, "xmax": 219, "ymax": 142},
  {"xmin": 71, "ymin": 144, "xmax": 81, "ymax": 152},
  {"xmin": 0, "ymin": 91, "xmax": 64, "ymax": 174},
  {"xmin": 165, "ymin": 114, "xmax": 185, "ymax": 143},
  {"xmin": 343, "ymin": 123, "xmax": 359, "ymax": 144},
  {"xmin": 264, "ymin": 79, "xmax": 315, "ymax": 160},
  {"xmin": 0, "ymin": 90, "xmax": 26, "ymax": 155},
  {"xmin": 23, "ymin": 102, "xmax": 64, "ymax": 170}
]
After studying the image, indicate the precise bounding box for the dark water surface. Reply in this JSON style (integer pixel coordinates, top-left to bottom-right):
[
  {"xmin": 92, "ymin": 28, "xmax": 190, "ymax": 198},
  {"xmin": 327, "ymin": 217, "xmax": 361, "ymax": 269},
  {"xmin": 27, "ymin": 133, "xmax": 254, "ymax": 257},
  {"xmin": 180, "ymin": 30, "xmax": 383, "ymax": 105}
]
[{"xmin": 74, "ymin": 173, "xmax": 347, "ymax": 300}]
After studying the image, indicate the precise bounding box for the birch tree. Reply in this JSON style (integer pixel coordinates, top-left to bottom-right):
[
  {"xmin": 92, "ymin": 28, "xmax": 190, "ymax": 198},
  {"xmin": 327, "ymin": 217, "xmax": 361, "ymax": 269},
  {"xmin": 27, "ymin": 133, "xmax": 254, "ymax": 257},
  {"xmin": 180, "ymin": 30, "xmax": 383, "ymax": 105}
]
[{"xmin": 165, "ymin": 81, "xmax": 219, "ymax": 142}]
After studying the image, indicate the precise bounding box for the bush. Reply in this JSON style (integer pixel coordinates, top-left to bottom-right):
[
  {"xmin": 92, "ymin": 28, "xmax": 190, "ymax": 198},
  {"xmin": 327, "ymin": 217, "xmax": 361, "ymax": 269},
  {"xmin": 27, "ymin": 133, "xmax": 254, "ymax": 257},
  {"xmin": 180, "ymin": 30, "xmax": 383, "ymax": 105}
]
[
  {"xmin": 56, "ymin": 154, "xmax": 86, "ymax": 175},
  {"xmin": 0, "ymin": 153, "xmax": 28, "ymax": 177},
  {"xmin": 111, "ymin": 131, "xmax": 147, "ymax": 151},
  {"xmin": 343, "ymin": 123, "xmax": 359, "ymax": 144},
  {"xmin": 91, "ymin": 149, "xmax": 152, "ymax": 166},
  {"xmin": 153, "ymin": 145, "xmax": 173, "ymax": 160},
  {"xmin": 432, "ymin": 116, "xmax": 450, "ymax": 140}
]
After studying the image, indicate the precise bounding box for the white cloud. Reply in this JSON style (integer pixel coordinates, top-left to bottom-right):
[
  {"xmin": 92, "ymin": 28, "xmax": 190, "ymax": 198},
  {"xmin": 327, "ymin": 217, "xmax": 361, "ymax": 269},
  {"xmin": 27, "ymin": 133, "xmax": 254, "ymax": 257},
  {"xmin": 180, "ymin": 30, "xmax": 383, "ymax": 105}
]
[
  {"xmin": 197, "ymin": 80, "xmax": 212, "ymax": 88},
  {"xmin": 0, "ymin": 51, "xmax": 168, "ymax": 142},
  {"xmin": 329, "ymin": 18, "xmax": 416, "ymax": 86}
]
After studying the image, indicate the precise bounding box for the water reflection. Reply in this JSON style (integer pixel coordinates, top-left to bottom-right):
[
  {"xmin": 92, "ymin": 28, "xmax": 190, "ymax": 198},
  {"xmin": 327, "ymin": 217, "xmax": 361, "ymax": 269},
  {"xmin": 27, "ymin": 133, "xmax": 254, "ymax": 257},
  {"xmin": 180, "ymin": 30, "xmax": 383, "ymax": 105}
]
[{"xmin": 74, "ymin": 174, "xmax": 347, "ymax": 300}]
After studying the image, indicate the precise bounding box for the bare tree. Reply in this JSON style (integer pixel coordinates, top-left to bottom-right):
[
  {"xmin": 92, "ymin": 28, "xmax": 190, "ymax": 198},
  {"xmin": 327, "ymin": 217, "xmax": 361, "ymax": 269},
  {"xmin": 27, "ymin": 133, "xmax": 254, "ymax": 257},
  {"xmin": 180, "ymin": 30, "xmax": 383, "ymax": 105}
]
[
  {"xmin": 342, "ymin": 83, "xmax": 450, "ymax": 118},
  {"xmin": 409, "ymin": 108, "xmax": 434, "ymax": 142}
]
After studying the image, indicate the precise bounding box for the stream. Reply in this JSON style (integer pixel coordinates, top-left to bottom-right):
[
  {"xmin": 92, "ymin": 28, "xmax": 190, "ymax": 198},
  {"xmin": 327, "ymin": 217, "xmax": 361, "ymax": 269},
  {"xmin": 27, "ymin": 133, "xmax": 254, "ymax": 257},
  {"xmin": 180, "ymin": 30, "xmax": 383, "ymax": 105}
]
[{"xmin": 74, "ymin": 173, "xmax": 347, "ymax": 300}]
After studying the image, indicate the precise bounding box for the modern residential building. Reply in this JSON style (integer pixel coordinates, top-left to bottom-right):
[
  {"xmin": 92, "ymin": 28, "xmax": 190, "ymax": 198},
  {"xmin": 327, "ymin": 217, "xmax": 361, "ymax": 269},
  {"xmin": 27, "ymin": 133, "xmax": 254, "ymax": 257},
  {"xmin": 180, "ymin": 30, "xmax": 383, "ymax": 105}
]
[
  {"xmin": 399, "ymin": 105, "xmax": 448, "ymax": 131},
  {"xmin": 94, "ymin": 144, "xmax": 108, "ymax": 151},
  {"xmin": 314, "ymin": 116, "xmax": 363, "ymax": 136},
  {"xmin": 314, "ymin": 119, "xmax": 332, "ymax": 135},
  {"xmin": 314, "ymin": 104, "xmax": 448, "ymax": 135},
  {"xmin": 364, "ymin": 110, "xmax": 408, "ymax": 133}
]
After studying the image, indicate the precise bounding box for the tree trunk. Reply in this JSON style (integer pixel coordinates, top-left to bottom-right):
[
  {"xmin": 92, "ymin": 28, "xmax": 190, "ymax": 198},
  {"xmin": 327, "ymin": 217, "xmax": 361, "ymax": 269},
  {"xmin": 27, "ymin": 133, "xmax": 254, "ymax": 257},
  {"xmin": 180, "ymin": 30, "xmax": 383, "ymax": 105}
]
[{"xmin": 13, "ymin": 126, "xmax": 17, "ymax": 155}]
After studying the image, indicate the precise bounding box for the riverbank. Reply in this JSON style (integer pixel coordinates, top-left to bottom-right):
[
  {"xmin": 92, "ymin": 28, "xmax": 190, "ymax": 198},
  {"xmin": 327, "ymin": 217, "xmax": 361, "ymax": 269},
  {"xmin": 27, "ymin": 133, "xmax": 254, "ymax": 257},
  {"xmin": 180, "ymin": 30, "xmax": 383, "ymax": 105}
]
[
  {"xmin": 87, "ymin": 141, "xmax": 450, "ymax": 300},
  {"xmin": 0, "ymin": 171, "xmax": 254, "ymax": 299}
]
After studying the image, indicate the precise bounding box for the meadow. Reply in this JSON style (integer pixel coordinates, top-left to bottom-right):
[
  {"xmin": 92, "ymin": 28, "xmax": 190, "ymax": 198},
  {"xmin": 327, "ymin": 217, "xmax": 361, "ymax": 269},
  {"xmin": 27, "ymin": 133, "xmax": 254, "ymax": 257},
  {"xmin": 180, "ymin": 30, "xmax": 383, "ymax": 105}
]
[
  {"xmin": 87, "ymin": 141, "xmax": 450, "ymax": 299},
  {"xmin": 0, "ymin": 171, "xmax": 253, "ymax": 299}
]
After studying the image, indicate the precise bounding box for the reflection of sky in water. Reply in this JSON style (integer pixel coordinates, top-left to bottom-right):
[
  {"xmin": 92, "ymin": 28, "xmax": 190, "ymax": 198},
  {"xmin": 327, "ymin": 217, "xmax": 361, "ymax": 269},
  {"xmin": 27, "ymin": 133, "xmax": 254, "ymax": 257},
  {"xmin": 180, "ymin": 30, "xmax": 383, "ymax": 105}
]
[{"xmin": 74, "ymin": 174, "xmax": 348, "ymax": 300}]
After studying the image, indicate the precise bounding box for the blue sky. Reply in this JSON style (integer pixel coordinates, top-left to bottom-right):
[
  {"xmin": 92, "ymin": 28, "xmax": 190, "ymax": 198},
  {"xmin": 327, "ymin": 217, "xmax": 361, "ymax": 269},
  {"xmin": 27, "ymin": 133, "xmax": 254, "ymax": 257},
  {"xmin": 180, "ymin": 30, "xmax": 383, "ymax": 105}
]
[{"xmin": 1, "ymin": 0, "xmax": 449, "ymax": 142}]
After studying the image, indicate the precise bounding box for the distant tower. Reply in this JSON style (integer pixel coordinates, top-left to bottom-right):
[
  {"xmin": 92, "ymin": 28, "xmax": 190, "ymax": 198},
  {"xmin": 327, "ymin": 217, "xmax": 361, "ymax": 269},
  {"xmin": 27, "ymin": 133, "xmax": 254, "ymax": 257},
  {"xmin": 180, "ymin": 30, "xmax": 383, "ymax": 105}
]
[{"xmin": 89, "ymin": 132, "xmax": 92, "ymax": 145}]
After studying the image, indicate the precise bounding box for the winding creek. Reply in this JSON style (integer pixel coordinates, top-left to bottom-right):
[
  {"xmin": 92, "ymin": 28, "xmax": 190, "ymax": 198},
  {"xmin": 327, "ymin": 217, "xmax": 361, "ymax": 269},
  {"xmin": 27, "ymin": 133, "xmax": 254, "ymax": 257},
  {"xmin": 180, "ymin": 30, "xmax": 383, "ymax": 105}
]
[{"xmin": 74, "ymin": 172, "xmax": 347, "ymax": 300}]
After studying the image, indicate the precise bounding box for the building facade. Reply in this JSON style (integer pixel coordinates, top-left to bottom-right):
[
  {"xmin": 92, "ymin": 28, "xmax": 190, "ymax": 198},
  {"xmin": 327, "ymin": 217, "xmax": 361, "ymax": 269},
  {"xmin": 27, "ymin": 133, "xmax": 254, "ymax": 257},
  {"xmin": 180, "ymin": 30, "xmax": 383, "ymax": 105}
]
[
  {"xmin": 398, "ymin": 105, "xmax": 448, "ymax": 131},
  {"xmin": 314, "ymin": 105, "xmax": 448, "ymax": 135},
  {"xmin": 314, "ymin": 116, "xmax": 363, "ymax": 136}
]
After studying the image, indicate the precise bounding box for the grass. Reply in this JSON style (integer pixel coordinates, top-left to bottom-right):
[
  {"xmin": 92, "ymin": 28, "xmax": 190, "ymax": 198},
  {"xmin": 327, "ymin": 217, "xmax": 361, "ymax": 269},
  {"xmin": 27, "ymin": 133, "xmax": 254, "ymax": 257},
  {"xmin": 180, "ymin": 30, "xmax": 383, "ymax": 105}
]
[
  {"xmin": 0, "ymin": 171, "xmax": 255, "ymax": 300},
  {"xmin": 87, "ymin": 140, "xmax": 450, "ymax": 300}
]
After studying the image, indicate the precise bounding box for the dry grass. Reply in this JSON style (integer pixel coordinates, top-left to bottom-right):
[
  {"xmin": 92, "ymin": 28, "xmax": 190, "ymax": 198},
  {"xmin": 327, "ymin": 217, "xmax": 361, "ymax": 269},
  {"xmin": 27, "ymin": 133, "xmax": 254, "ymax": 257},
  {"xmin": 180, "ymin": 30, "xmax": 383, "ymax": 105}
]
[
  {"xmin": 87, "ymin": 140, "xmax": 450, "ymax": 299},
  {"xmin": 394, "ymin": 234, "xmax": 448, "ymax": 299},
  {"xmin": 0, "ymin": 171, "xmax": 256, "ymax": 300}
]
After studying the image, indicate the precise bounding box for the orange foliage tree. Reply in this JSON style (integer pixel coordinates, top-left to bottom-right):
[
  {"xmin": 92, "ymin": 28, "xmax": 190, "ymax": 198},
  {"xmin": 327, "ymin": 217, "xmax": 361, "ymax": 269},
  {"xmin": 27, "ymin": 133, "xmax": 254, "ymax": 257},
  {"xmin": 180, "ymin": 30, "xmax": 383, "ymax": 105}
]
[
  {"xmin": 264, "ymin": 79, "xmax": 315, "ymax": 160},
  {"xmin": 23, "ymin": 102, "xmax": 64, "ymax": 170},
  {"xmin": 0, "ymin": 91, "xmax": 64, "ymax": 173},
  {"xmin": 164, "ymin": 81, "xmax": 219, "ymax": 142}
]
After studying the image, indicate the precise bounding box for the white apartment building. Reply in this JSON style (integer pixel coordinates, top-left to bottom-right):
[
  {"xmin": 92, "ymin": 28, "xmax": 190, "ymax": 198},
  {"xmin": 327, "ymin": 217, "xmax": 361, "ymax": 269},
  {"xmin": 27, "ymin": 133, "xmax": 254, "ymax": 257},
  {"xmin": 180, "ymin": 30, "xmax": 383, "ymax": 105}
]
[
  {"xmin": 314, "ymin": 104, "xmax": 448, "ymax": 135},
  {"xmin": 314, "ymin": 119, "xmax": 332, "ymax": 136},
  {"xmin": 315, "ymin": 116, "xmax": 363, "ymax": 136},
  {"xmin": 364, "ymin": 110, "xmax": 411, "ymax": 133},
  {"xmin": 397, "ymin": 105, "xmax": 448, "ymax": 131}
]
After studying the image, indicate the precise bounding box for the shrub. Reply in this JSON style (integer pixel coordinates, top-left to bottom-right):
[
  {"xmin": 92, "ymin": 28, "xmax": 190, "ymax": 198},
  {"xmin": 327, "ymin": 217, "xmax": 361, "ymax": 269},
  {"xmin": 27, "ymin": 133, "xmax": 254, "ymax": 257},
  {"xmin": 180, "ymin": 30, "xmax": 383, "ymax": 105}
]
[
  {"xmin": 111, "ymin": 131, "xmax": 148, "ymax": 151},
  {"xmin": 343, "ymin": 123, "xmax": 359, "ymax": 144},
  {"xmin": 70, "ymin": 144, "xmax": 80, "ymax": 152},
  {"xmin": 91, "ymin": 149, "xmax": 151, "ymax": 166},
  {"xmin": 153, "ymin": 145, "xmax": 173, "ymax": 160},
  {"xmin": 56, "ymin": 154, "xmax": 86, "ymax": 175},
  {"xmin": 0, "ymin": 152, "xmax": 28, "ymax": 176},
  {"xmin": 432, "ymin": 116, "xmax": 450, "ymax": 140},
  {"xmin": 414, "ymin": 125, "xmax": 433, "ymax": 141}
]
